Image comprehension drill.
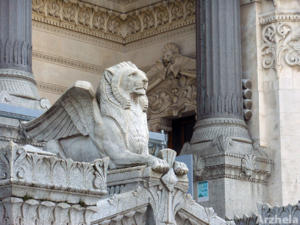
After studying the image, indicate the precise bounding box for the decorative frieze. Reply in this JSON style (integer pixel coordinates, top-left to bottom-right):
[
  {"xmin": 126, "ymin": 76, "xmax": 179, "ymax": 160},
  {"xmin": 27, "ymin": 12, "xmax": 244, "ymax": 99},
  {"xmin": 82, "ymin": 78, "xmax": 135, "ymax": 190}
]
[
  {"xmin": 33, "ymin": 50, "xmax": 104, "ymax": 74},
  {"xmin": 32, "ymin": 0, "xmax": 195, "ymax": 44},
  {"xmin": 192, "ymin": 152, "xmax": 272, "ymax": 184},
  {"xmin": 260, "ymin": 13, "xmax": 300, "ymax": 25}
]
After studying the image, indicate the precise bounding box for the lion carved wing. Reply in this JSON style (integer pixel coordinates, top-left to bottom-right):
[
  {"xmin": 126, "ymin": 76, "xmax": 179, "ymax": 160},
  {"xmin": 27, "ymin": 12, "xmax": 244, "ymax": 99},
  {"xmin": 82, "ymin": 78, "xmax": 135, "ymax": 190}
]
[{"xmin": 22, "ymin": 81, "xmax": 100, "ymax": 142}]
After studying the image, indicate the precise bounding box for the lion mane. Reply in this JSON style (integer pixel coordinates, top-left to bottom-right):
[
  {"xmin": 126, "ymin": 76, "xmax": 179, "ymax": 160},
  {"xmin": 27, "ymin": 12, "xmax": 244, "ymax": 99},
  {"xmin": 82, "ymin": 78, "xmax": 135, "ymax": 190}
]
[{"xmin": 96, "ymin": 62, "xmax": 149, "ymax": 149}]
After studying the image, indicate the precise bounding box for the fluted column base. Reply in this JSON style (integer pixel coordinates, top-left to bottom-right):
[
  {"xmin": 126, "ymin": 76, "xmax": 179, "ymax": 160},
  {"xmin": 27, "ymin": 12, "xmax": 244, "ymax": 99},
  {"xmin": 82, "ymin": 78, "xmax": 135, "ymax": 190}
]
[
  {"xmin": 186, "ymin": 117, "xmax": 252, "ymax": 156},
  {"xmin": 0, "ymin": 69, "xmax": 39, "ymax": 100}
]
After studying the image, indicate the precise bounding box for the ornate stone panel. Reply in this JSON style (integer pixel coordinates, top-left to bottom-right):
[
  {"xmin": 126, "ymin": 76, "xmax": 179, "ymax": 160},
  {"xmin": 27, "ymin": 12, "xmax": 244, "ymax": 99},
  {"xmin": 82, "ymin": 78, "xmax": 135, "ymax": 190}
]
[
  {"xmin": 0, "ymin": 142, "xmax": 109, "ymax": 206},
  {"xmin": 260, "ymin": 15, "xmax": 300, "ymax": 71}
]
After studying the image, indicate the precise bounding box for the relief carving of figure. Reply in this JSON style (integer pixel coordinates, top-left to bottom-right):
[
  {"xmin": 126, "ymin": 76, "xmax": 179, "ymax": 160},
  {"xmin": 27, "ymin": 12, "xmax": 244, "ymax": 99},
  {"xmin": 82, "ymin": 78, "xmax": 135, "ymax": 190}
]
[
  {"xmin": 22, "ymin": 62, "xmax": 187, "ymax": 174},
  {"xmin": 146, "ymin": 43, "xmax": 197, "ymax": 131},
  {"xmin": 147, "ymin": 43, "xmax": 196, "ymax": 85}
]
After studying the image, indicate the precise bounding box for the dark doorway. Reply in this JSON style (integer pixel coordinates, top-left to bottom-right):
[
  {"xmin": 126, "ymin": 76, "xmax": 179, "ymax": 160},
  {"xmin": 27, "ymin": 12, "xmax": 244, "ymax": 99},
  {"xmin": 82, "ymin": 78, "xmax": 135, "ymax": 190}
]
[{"xmin": 169, "ymin": 115, "xmax": 196, "ymax": 155}]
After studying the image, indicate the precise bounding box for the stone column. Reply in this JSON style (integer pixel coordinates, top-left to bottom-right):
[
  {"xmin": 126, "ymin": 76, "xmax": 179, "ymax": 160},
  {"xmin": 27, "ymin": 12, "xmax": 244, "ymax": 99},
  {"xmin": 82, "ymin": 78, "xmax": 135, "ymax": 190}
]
[
  {"xmin": 191, "ymin": 0, "xmax": 252, "ymax": 152},
  {"xmin": 0, "ymin": 0, "xmax": 39, "ymax": 101},
  {"xmin": 0, "ymin": 0, "xmax": 44, "ymax": 147},
  {"xmin": 184, "ymin": 0, "xmax": 272, "ymax": 219}
]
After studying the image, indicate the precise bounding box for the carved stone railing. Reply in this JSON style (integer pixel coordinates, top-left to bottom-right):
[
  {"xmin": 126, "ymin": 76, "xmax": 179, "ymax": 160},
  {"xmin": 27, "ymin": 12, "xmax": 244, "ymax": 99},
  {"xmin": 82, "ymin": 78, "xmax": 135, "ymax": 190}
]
[
  {"xmin": 0, "ymin": 144, "xmax": 228, "ymax": 225},
  {"xmin": 96, "ymin": 149, "xmax": 228, "ymax": 225},
  {"xmin": 0, "ymin": 142, "xmax": 109, "ymax": 206},
  {"xmin": 234, "ymin": 202, "xmax": 300, "ymax": 225},
  {"xmin": 0, "ymin": 197, "xmax": 99, "ymax": 225}
]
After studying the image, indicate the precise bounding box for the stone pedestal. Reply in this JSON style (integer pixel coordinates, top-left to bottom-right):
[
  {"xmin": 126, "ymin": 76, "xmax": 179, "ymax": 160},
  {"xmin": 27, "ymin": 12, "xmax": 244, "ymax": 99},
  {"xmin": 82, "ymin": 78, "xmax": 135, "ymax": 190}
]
[{"xmin": 183, "ymin": 0, "xmax": 273, "ymax": 218}]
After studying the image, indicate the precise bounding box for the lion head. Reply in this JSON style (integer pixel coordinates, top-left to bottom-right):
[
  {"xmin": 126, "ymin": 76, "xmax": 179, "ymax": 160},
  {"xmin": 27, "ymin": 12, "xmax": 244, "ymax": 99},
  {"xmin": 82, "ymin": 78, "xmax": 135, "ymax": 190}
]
[{"xmin": 97, "ymin": 62, "xmax": 149, "ymax": 112}]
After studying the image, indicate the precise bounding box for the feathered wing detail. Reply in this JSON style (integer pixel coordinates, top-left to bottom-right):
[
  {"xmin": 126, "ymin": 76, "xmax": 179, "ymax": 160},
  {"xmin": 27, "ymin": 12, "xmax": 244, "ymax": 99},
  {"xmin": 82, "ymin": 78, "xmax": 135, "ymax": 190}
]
[{"xmin": 23, "ymin": 81, "xmax": 99, "ymax": 142}]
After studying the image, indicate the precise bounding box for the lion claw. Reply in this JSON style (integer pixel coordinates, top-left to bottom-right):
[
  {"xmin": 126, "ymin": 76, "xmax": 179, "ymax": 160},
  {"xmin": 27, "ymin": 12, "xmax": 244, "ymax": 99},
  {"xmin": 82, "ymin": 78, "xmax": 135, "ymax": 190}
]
[
  {"xmin": 173, "ymin": 161, "xmax": 188, "ymax": 176},
  {"xmin": 149, "ymin": 157, "xmax": 170, "ymax": 173}
]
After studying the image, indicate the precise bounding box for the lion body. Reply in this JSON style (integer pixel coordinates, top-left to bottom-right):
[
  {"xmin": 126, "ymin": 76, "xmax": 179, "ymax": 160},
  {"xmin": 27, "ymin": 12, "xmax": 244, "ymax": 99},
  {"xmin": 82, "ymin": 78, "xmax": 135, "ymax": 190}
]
[{"xmin": 46, "ymin": 62, "xmax": 150, "ymax": 168}]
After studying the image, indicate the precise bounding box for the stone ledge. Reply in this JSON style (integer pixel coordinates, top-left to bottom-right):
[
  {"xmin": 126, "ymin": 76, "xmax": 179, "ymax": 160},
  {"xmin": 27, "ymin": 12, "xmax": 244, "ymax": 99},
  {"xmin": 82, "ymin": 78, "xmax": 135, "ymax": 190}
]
[{"xmin": 193, "ymin": 153, "xmax": 273, "ymax": 184}]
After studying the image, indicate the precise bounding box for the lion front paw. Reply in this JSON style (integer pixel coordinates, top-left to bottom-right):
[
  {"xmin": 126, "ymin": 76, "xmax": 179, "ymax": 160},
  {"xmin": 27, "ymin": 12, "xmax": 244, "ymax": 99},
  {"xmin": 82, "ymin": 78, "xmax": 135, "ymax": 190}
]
[
  {"xmin": 173, "ymin": 161, "xmax": 189, "ymax": 176},
  {"xmin": 149, "ymin": 157, "xmax": 169, "ymax": 173}
]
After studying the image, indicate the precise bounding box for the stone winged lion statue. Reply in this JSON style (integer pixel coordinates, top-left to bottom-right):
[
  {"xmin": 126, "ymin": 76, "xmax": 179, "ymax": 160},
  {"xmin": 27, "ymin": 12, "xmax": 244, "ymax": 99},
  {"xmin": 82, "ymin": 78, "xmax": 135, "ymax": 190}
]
[{"xmin": 22, "ymin": 62, "xmax": 187, "ymax": 174}]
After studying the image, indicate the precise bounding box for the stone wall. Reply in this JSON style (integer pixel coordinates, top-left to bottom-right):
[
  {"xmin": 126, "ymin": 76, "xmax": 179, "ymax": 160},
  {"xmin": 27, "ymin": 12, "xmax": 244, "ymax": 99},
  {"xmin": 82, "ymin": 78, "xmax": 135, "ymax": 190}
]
[
  {"xmin": 31, "ymin": 0, "xmax": 196, "ymax": 103},
  {"xmin": 240, "ymin": 0, "xmax": 300, "ymax": 206},
  {"xmin": 21, "ymin": 0, "xmax": 300, "ymax": 219}
]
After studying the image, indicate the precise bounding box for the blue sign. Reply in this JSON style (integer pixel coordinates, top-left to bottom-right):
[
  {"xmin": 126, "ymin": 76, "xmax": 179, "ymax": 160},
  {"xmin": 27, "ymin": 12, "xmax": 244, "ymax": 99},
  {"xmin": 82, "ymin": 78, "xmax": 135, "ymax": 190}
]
[{"xmin": 197, "ymin": 181, "xmax": 209, "ymax": 202}]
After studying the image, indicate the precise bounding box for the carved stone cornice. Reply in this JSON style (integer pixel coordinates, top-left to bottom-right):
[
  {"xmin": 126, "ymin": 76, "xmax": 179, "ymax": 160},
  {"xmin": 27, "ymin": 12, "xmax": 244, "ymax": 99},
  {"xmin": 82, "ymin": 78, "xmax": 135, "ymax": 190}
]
[
  {"xmin": 32, "ymin": 0, "xmax": 195, "ymax": 44},
  {"xmin": 32, "ymin": 50, "xmax": 103, "ymax": 74},
  {"xmin": 36, "ymin": 81, "xmax": 68, "ymax": 95},
  {"xmin": 259, "ymin": 12, "xmax": 300, "ymax": 25}
]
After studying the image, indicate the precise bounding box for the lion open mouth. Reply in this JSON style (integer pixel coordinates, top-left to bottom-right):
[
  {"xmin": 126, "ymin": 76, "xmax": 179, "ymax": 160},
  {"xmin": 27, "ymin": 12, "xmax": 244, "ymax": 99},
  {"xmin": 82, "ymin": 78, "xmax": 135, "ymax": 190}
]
[{"xmin": 134, "ymin": 86, "xmax": 147, "ymax": 95}]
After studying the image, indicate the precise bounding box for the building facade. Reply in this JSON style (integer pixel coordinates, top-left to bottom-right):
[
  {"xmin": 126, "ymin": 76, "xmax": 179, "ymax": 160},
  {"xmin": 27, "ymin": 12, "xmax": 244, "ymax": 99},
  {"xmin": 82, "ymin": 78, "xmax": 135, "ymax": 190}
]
[{"xmin": 0, "ymin": 0, "xmax": 300, "ymax": 220}]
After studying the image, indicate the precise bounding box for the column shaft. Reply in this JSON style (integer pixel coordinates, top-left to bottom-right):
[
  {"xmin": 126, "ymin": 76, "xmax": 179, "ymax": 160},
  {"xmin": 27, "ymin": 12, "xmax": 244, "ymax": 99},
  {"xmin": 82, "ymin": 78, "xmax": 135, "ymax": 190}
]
[
  {"xmin": 198, "ymin": 0, "xmax": 243, "ymax": 119},
  {"xmin": 191, "ymin": 0, "xmax": 251, "ymax": 152},
  {"xmin": 0, "ymin": 0, "xmax": 39, "ymax": 100}
]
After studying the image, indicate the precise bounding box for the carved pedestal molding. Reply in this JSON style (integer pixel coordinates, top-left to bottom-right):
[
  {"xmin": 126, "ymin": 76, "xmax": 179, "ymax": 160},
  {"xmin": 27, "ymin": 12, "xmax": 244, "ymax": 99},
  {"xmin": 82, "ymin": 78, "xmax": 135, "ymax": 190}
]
[{"xmin": 0, "ymin": 142, "xmax": 109, "ymax": 206}]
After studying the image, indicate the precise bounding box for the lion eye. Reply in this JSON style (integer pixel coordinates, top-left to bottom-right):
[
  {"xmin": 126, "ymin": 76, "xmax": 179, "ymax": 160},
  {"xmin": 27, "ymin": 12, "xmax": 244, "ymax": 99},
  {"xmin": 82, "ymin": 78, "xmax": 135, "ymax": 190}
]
[{"xmin": 129, "ymin": 72, "xmax": 137, "ymax": 77}]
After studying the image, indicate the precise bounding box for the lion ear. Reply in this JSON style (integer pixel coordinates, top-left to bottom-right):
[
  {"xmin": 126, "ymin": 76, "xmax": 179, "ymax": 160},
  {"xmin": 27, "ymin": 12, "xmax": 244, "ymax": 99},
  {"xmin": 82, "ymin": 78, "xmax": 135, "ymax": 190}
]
[{"xmin": 104, "ymin": 70, "xmax": 113, "ymax": 84}]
